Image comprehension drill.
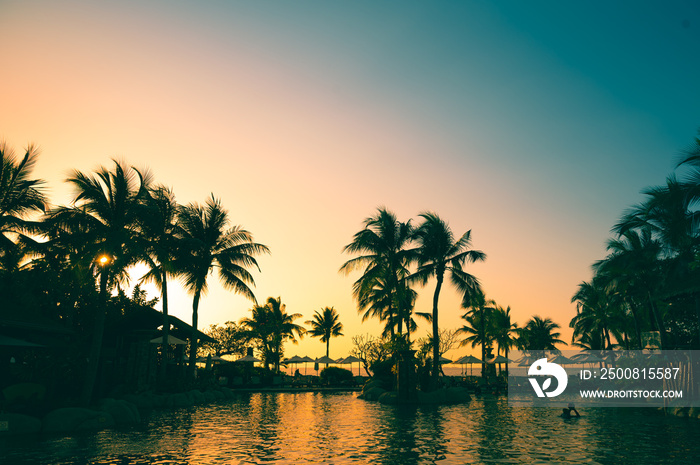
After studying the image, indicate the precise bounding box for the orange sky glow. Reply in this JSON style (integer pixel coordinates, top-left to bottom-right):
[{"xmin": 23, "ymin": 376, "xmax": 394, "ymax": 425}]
[{"xmin": 3, "ymin": 1, "xmax": 698, "ymax": 360}]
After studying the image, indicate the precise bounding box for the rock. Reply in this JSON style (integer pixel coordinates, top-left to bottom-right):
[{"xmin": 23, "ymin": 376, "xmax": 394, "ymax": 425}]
[
  {"xmin": 671, "ymin": 407, "xmax": 690, "ymax": 418},
  {"xmin": 361, "ymin": 387, "xmax": 387, "ymax": 401},
  {"xmin": 122, "ymin": 394, "xmax": 153, "ymax": 410},
  {"xmin": 2, "ymin": 383, "xmax": 46, "ymax": 404},
  {"xmin": 378, "ymin": 391, "xmax": 399, "ymax": 405},
  {"xmin": 186, "ymin": 390, "xmax": 206, "ymax": 404},
  {"xmin": 210, "ymin": 390, "xmax": 225, "ymax": 400},
  {"xmin": 202, "ymin": 390, "xmax": 216, "ymax": 402},
  {"xmin": 76, "ymin": 412, "xmax": 115, "ymax": 432},
  {"xmin": 221, "ymin": 388, "xmax": 235, "ymax": 399},
  {"xmin": 169, "ymin": 393, "xmax": 192, "ymax": 408},
  {"xmin": 0, "ymin": 413, "xmax": 42, "ymax": 435},
  {"xmin": 98, "ymin": 399, "xmax": 141, "ymax": 425},
  {"xmin": 42, "ymin": 408, "xmax": 115, "ymax": 433},
  {"xmin": 362, "ymin": 379, "xmax": 386, "ymax": 393},
  {"xmin": 145, "ymin": 393, "xmax": 166, "ymax": 408}
]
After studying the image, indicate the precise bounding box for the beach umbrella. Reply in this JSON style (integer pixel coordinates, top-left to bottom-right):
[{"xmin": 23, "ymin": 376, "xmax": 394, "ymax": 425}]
[
  {"xmin": 235, "ymin": 354, "xmax": 261, "ymax": 363},
  {"xmin": 487, "ymin": 355, "xmax": 511, "ymax": 374},
  {"xmin": 338, "ymin": 355, "xmax": 362, "ymax": 376},
  {"xmin": 438, "ymin": 355, "xmax": 452, "ymax": 364},
  {"xmin": 283, "ymin": 355, "xmax": 305, "ymax": 375},
  {"xmin": 486, "ymin": 355, "xmax": 512, "ymax": 376},
  {"xmin": 550, "ymin": 354, "xmax": 574, "ymax": 365},
  {"xmin": 455, "ymin": 355, "xmax": 482, "ymax": 376},
  {"xmin": 571, "ymin": 352, "xmax": 605, "ymax": 368},
  {"xmin": 581, "ymin": 353, "xmax": 604, "ymax": 364},
  {"xmin": 315, "ymin": 355, "xmax": 336, "ymax": 371},
  {"xmin": 197, "ymin": 354, "xmax": 227, "ymax": 369},
  {"xmin": 300, "ymin": 355, "xmax": 315, "ymax": 374},
  {"xmin": 455, "ymin": 355, "xmax": 482, "ymax": 364},
  {"xmin": 516, "ymin": 354, "xmax": 540, "ymax": 367}
]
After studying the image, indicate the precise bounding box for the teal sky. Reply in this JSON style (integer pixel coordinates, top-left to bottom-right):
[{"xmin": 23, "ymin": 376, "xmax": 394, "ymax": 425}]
[{"xmin": 2, "ymin": 1, "xmax": 699, "ymax": 357}]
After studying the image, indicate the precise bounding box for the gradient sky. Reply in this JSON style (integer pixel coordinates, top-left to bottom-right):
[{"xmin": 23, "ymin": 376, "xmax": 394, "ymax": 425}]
[{"xmin": 2, "ymin": 1, "xmax": 700, "ymax": 360}]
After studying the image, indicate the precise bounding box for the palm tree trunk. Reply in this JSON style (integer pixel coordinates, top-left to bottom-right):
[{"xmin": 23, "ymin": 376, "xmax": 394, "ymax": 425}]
[
  {"xmin": 159, "ymin": 270, "xmax": 169, "ymax": 386},
  {"xmin": 627, "ymin": 298, "xmax": 643, "ymax": 349},
  {"xmin": 647, "ymin": 290, "xmax": 666, "ymax": 348},
  {"xmin": 431, "ymin": 274, "xmax": 443, "ymax": 389},
  {"xmin": 481, "ymin": 306, "xmax": 486, "ymax": 380},
  {"xmin": 189, "ymin": 290, "xmax": 201, "ymax": 379},
  {"xmin": 80, "ymin": 269, "xmax": 109, "ymax": 406},
  {"xmin": 326, "ymin": 339, "xmax": 330, "ymax": 358},
  {"xmin": 397, "ymin": 310, "xmax": 404, "ymax": 336}
]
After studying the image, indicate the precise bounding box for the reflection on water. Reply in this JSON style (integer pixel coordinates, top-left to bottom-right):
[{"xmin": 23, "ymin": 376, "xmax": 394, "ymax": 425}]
[{"xmin": 1, "ymin": 392, "xmax": 699, "ymax": 464}]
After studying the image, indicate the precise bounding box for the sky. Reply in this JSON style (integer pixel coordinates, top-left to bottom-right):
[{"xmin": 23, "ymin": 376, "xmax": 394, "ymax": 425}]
[{"xmin": 2, "ymin": 1, "xmax": 700, "ymax": 360}]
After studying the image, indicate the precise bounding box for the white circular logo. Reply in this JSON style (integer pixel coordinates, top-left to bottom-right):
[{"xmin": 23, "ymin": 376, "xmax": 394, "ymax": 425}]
[{"xmin": 527, "ymin": 358, "xmax": 568, "ymax": 398}]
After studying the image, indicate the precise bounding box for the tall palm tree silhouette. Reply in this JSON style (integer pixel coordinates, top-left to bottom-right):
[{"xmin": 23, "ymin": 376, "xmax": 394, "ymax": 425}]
[
  {"xmin": 177, "ymin": 195, "xmax": 269, "ymax": 376},
  {"xmin": 306, "ymin": 306, "xmax": 344, "ymax": 358},
  {"xmin": 413, "ymin": 212, "xmax": 485, "ymax": 387}
]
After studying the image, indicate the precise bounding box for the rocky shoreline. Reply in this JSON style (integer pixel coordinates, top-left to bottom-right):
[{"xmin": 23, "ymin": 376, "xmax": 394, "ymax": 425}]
[
  {"xmin": 0, "ymin": 387, "xmax": 239, "ymax": 436},
  {"xmin": 0, "ymin": 386, "xmax": 370, "ymax": 436},
  {"xmin": 357, "ymin": 378, "xmax": 472, "ymax": 405}
]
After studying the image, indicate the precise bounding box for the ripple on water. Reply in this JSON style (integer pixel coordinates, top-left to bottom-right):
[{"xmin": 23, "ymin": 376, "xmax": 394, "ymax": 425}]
[{"xmin": 1, "ymin": 393, "xmax": 700, "ymax": 464}]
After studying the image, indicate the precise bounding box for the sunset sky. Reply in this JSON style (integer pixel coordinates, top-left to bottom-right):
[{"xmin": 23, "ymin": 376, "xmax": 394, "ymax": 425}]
[{"xmin": 2, "ymin": 1, "xmax": 700, "ymax": 359}]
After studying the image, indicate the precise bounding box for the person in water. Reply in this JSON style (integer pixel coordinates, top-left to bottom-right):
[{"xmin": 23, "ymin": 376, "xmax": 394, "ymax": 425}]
[{"xmin": 561, "ymin": 403, "xmax": 580, "ymax": 418}]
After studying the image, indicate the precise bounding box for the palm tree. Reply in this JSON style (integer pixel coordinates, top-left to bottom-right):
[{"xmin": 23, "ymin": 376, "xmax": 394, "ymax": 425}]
[
  {"xmin": 138, "ymin": 185, "xmax": 181, "ymax": 383},
  {"xmin": 240, "ymin": 297, "xmax": 305, "ymax": 371},
  {"xmin": 570, "ymin": 278, "xmax": 626, "ymax": 351},
  {"xmin": 492, "ymin": 305, "xmax": 518, "ymax": 376},
  {"xmin": 518, "ymin": 316, "xmax": 565, "ymax": 354},
  {"xmin": 177, "ymin": 195, "xmax": 270, "ymax": 376},
  {"xmin": 47, "ymin": 160, "xmax": 152, "ymax": 405},
  {"xmin": 458, "ymin": 290, "xmax": 495, "ymax": 379},
  {"xmin": 412, "ymin": 212, "xmax": 485, "ymax": 386},
  {"xmin": 0, "ymin": 142, "xmax": 47, "ymax": 254},
  {"xmin": 340, "ymin": 207, "xmax": 416, "ymax": 338},
  {"xmin": 610, "ymin": 178, "xmax": 700, "ymax": 348},
  {"xmin": 240, "ymin": 303, "xmax": 275, "ymax": 369},
  {"xmin": 306, "ymin": 307, "xmax": 344, "ymax": 358},
  {"xmin": 614, "ymin": 176, "xmax": 700, "ymax": 262},
  {"xmin": 593, "ymin": 227, "xmax": 663, "ymax": 348}
]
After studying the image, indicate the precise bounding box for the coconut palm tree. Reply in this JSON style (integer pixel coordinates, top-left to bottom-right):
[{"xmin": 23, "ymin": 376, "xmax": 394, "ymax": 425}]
[
  {"xmin": 614, "ymin": 176, "xmax": 700, "ymax": 265},
  {"xmin": 240, "ymin": 297, "xmax": 305, "ymax": 371},
  {"xmin": 610, "ymin": 180, "xmax": 696, "ymax": 349},
  {"xmin": 492, "ymin": 305, "xmax": 518, "ymax": 376},
  {"xmin": 47, "ymin": 160, "xmax": 152, "ymax": 405},
  {"xmin": 412, "ymin": 212, "xmax": 485, "ymax": 386},
  {"xmin": 240, "ymin": 303, "xmax": 275, "ymax": 369},
  {"xmin": 177, "ymin": 195, "xmax": 270, "ymax": 376},
  {"xmin": 570, "ymin": 278, "xmax": 627, "ymax": 351},
  {"xmin": 340, "ymin": 207, "xmax": 416, "ymax": 337},
  {"xmin": 592, "ymin": 227, "xmax": 664, "ymax": 348},
  {"xmin": 0, "ymin": 142, "xmax": 47, "ymax": 253},
  {"xmin": 138, "ymin": 185, "xmax": 181, "ymax": 383},
  {"xmin": 518, "ymin": 316, "xmax": 565, "ymax": 353},
  {"xmin": 458, "ymin": 290, "xmax": 495, "ymax": 379},
  {"xmin": 306, "ymin": 307, "xmax": 344, "ymax": 358}
]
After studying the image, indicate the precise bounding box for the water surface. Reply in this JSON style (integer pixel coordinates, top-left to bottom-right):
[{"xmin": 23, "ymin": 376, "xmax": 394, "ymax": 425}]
[{"xmin": 1, "ymin": 392, "xmax": 698, "ymax": 464}]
